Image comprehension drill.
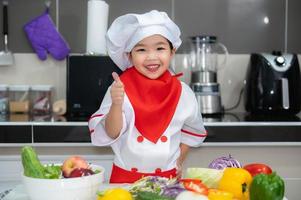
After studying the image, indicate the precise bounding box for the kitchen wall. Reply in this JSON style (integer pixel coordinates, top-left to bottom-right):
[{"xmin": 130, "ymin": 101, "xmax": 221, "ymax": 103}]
[{"xmin": 0, "ymin": 0, "xmax": 301, "ymax": 112}]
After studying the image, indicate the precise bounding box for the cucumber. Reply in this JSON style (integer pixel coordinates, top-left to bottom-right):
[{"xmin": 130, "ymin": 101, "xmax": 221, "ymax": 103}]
[{"xmin": 21, "ymin": 146, "xmax": 45, "ymax": 178}]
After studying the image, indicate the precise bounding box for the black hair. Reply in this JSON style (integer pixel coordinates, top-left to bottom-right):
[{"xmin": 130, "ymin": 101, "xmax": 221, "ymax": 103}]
[{"xmin": 167, "ymin": 40, "xmax": 173, "ymax": 50}]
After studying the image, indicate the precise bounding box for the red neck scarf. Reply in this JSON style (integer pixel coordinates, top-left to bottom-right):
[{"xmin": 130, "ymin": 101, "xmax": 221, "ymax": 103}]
[{"xmin": 120, "ymin": 67, "xmax": 182, "ymax": 143}]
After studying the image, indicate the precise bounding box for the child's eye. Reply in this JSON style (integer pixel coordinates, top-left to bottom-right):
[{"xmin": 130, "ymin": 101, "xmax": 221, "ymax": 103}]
[
  {"xmin": 157, "ymin": 47, "xmax": 166, "ymax": 51},
  {"xmin": 136, "ymin": 48, "xmax": 145, "ymax": 52}
]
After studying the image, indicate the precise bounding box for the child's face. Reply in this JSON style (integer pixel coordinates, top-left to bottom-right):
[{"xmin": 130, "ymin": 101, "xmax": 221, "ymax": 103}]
[{"xmin": 128, "ymin": 34, "xmax": 175, "ymax": 79}]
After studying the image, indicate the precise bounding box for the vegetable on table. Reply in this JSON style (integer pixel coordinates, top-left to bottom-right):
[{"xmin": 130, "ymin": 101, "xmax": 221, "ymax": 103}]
[
  {"xmin": 249, "ymin": 172, "xmax": 285, "ymax": 200},
  {"xmin": 22, "ymin": 146, "xmax": 45, "ymax": 178},
  {"xmin": 180, "ymin": 178, "xmax": 208, "ymax": 195},
  {"xmin": 21, "ymin": 146, "xmax": 61, "ymax": 179},
  {"xmin": 185, "ymin": 168, "xmax": 223, "ymax": 188},
  {"xmin": 43, "ymin": 164, "xmax": 61, "ymax": 179},
  {"xmin": 243, "ymin": 163, "xmax": 272, "ymax": 177},
  {"xmin": 129, "ymin": 176, "xmax": 177, "ymax": 196},
  {"xmin": 218, "ymin": 168, "xmax": 252, "ymax": 200},
  {"xmin": 208, "ymin": 189, "xmax": 234, "ymax": 200},
  {"xmin": 161, "ymin": 184, "xmax": 186, "ymax": 198},
  {"xmin": 97, "ymin": 188, "xmax": 133, "ymax": 200},
  {"xmin": 208, "ymin": 155, "xmax": 241, "ymax": 170},
  {"xmin": 135, "ymin": 191, "xmax": 173, "ymax": 200}
]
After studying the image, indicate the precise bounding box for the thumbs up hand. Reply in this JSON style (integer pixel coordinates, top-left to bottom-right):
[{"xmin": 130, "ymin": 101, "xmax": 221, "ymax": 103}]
[{"xmin": 110, "ymin": 72, "xmax": 124, "ymax": 105}]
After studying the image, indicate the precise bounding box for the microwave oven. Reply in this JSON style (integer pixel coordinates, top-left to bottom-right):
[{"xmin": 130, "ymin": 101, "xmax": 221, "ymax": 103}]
[{"xmin": 66, "ymin": 54, "xmax": 122, "ymax": 117}]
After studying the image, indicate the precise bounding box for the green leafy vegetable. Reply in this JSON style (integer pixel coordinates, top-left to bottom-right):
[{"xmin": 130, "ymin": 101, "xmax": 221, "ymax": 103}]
[
  {"xmin": 136, "ymin": 191, "xmax": 174, "ymax": 200},
  {"xmin": 129, "ymin": 176, "xmax": 177, "ymax": 197},
  {"xmin": 185, "ymin": 168, "xmax": 223, "ymax": 188},
  {"xmin": 93, "ymin": 169, "xmax": 101, "ymax": 174},
  {"xmin": 22, "ymin": 146, "xmax": 46, "ymax": 178},
  {"xmin": 44, "ymin": 164, "xmax": 62, "ymax": 179},
  {"xmin": 21, "ymin": 146, "xmax": 62, "ymax": 179}
]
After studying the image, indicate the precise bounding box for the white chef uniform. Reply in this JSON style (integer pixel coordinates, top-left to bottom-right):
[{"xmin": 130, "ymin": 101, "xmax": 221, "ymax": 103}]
[
  {"xmin": 88, "ymin": 10, "xmax": 207, "ymax": 183},
  {"xmin": 89, "ymin": 80, "xmax": 207, "ymax": 169}
]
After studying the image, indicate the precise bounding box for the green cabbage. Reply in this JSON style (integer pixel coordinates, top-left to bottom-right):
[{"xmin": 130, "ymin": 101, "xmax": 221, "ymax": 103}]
[{"xmin": 185, "ymin": 168, "xmax": 223, "ymax": 188}]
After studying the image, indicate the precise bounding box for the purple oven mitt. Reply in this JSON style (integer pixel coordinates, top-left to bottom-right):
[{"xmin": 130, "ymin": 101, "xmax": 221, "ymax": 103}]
[{"xmin": 23, "ymin": 10, "xmax": 70, "ymax": 61}]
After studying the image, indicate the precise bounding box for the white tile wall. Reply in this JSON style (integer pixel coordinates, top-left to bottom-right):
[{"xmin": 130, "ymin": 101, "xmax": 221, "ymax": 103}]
[{"xmin": 0, "ymin": 54, "xmax": 66, "ymax": 102}]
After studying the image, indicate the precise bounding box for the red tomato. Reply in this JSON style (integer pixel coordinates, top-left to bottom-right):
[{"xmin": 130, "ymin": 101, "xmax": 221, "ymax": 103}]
[
  {"xmin": 180, "ymin": 179, "xmax": 208, "ymax": 195},
  {"xmin": 243, "ymin": 163, "xmax": 272, "ymax": 177}
]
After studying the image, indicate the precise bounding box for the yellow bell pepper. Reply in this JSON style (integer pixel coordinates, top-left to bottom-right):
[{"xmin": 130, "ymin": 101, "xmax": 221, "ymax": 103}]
[
  {"xmin": 208, "ymin": 189, "xmax": 234, "ymax": 200},
  {"xmin": 218, "ymin": 168, "xmax": 252, "ymax": 200},
  {"xmin": 97, "ymin": 188, "xmax": 133, "ymax": 200}
]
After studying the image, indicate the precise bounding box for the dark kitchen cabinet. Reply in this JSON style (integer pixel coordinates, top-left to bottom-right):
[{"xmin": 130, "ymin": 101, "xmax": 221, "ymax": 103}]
[{"xmin": 0, "ymin": 0, "xmax": 300, "ymax": 53}]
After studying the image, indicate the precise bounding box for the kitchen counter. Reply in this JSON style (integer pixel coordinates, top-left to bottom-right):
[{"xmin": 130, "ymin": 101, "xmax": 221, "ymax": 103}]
[
  {"xmin": 1, "ymin": 113, "xmax": 300, "ymax": 199},
  {"xmin": 0, "ymin": 181, "xmax": 17, "ymax": 199},
  {"xmin": 1, "ymin": 112, "xmax": 301, "ymax": 145}
]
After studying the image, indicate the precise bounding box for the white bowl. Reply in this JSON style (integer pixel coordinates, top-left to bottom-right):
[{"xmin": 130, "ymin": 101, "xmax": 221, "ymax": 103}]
[{"xmin": 22, "ymin": 164, "xmax": 105, "ymax": 200}]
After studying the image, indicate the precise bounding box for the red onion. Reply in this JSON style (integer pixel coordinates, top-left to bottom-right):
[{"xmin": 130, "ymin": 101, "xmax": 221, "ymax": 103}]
[
  {"xmin": 208, "ymin": 155, "xmax": 241, "ymax": 170},
  {"xmin": 162, "ymin": 184, "xmax": 185, "ymax": 198}
]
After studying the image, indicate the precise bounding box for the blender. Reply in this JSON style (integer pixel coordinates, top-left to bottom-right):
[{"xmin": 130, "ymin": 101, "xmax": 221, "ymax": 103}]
[{"xmin": 190, "ymin": 35, "xmax": 228, "ymax": 114}]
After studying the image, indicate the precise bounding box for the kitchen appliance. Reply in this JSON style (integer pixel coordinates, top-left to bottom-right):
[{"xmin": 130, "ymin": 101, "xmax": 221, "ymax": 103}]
[
  {"xmin": 244, "ymin": 52, "xmax": 301, "ymax": 114},
  {"xmin": 189, "ymin": 35, "xmax": 228, "ymax": 114},
  {"xmin": 67, "ymin": 54, "xmax": 121, "ymax": 117}
]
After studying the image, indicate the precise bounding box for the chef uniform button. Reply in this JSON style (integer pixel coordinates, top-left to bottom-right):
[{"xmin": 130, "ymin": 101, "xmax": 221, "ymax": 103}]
[
  {"xmin": 131, "ymin": 167, "xmax": 138, "ymax": 172},
  {"xmin": 160, "ymin": 136, "xmax": 168, "ymax": 142},
  {"xmin": 137, "ymin": 135, "xmax": 144, "ymax": 143},
  {"xmin": 155, "ymin": 168, "xmax": 162, "ymax": 173}
]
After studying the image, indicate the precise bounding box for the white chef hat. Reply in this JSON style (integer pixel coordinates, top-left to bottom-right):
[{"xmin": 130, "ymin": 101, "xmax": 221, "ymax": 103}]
[{"xmin": 106, "ymin": 10, "xmax": 182, "ymax": 71}]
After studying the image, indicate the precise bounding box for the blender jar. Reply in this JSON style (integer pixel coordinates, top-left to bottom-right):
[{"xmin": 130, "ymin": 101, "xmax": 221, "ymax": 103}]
[
  {"xmin": 31, "ymin": 85, "xmax": 53, "ymax": 115},
  {"xmin": 9, "ymin": 85, "xmax": 30, "ymax": 113},
  {"xmin": 190, "ymin": 35, "xmax": 228, "ymax": 83},
  {"xmin": 0, "ymin": 84, "xmax": 9, "ymax": 114},
  {"xmin": 189, "ymin": 36, "xmax": 228, "ymax": 114}
]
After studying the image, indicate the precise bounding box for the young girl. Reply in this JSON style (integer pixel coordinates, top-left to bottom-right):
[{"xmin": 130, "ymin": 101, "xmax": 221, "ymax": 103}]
[{"xmin": 88, "ymin": 10, "xmax": 207, "ymax": 183}]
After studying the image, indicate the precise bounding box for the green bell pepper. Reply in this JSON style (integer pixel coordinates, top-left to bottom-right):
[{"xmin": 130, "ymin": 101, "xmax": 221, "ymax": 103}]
[{"xmin": 250, "ymin": 172, "xmax": 285, "ymax": 200}]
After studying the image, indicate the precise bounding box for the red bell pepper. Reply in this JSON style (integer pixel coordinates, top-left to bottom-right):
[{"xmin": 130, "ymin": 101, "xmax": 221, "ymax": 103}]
[
  {"xmin": 243, "ymin": 163, "xmax": 272, "ymax": 177},
  {"xmin": 180, "ymin": 178, "xmax": 208, "ymax": 195}
]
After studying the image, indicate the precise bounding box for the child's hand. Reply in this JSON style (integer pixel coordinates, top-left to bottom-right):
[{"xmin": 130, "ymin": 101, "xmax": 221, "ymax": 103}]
[
  {"xmin": 176, "ymin": 159, "xmax": 183, "ymax": 179},
  {"xmin": 111, "ymin": 72, "xmax": 124, "ymax": 105}
]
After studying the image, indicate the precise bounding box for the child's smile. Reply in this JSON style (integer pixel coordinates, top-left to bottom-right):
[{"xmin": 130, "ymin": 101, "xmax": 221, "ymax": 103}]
[{"xmin": 145, "ymin": 63, "xmax": 160, "ymax": 73}]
